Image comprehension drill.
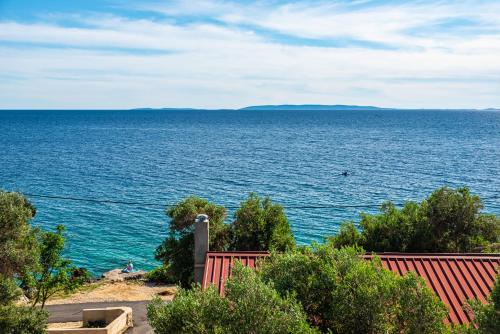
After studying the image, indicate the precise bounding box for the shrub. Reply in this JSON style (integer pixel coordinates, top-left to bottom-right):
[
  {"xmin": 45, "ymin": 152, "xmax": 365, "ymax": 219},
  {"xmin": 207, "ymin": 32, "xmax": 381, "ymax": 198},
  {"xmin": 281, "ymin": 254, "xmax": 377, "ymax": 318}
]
[
  {"xmin": 0, "ymin": 274, "xmax": 22, "ymax": 305},
  {"xmin": 0, "ymin": 304, "xmax": 48, "ymax": 334},
  {"xmin": 147, "ymin": 262, "xmax": 317, "ymax": 334},
  {"xmin": 260, "ymin": 245, "xmax": 448, "ymax": 333},
  {"xmin": 156, "ymin": 194, "xmax": 295, "ymax": 287},
  {"xmin": 462, "ymin": 275, "xmax": 500, "ymax": 334},
  {"xmin": 155, "ymin": 197, "xmax": 230, "ymax": 287},
  {"xmin": 146, "ymin": 265, "xmax": 176, "ymax": 284},
  {"xmin": 328, "ymin": 222, "xmax": 363, "ymax": 248},
  {"xmin": 22, "ymin": 225, "xmax": 84, "ymax": 308},
  {"xmin": 231, "ymin": 193, "xmax": 295, "ymax": 252},
  {"xmin": 330, "ymin": 187, "xmax": 499, "ymax": 253},
  {"xmin": 0, "ymin": 190, "xmax": 40, "ymax": 277}
]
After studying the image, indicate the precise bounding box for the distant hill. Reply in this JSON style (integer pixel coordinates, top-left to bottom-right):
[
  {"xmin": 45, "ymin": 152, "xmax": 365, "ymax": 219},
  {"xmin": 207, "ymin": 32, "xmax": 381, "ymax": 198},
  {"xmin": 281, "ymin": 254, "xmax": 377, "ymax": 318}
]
[
  {"xmin": 131, "ymin": 105, "xmax": 499, "ymax": 111},
  {"xmin": 239, "ymin": 104, "xmax": 392, "ymax": 111},
  {"xmin": 131, "ymin": 107, "xmax": 200, "ymax": 111}
]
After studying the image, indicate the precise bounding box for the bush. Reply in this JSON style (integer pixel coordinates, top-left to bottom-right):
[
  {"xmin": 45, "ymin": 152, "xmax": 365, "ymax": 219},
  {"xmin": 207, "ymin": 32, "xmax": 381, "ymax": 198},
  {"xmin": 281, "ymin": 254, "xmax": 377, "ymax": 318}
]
[
  {"xmin": 22, "ymin": 225, "xmax": 84, "ymax": 308},
  {"xmin": 330, "ymin": 187, "xmax": 499, "ymax": 253},
  {"xmin": 155, "ymin": 197, "xmax": 230, "ymax": 287},
  {"xmin": 146, "ymin": 265, "xmax": 176, "ymax": 284},
  {"xmin": 0, "ymin": 190, "xmax": 40, "ymax": 277},
  {"xmin": 156, "ymin": 194, "xmax": 295, "ymax": 287},
  {"xmin": 231, "ymin": 193, "xmax": 295, "ymax": 252},
  {"xmin": 260, "ymin": 245, "xmax": 448, "ymax": 333},
  {"xmin": 0, "ymin": 304, "xmax": 48, "ymax": 334},
  {"xmin": 0, "ymin": 274, "xmax": 22, "ymax": 305},
  {"xmin": 147, "ymin": 262, "xmax": 317, "ymax": 334},
  {"xmin": 462, "ymin": 275, "xmax": 500, "ymax": 334}
]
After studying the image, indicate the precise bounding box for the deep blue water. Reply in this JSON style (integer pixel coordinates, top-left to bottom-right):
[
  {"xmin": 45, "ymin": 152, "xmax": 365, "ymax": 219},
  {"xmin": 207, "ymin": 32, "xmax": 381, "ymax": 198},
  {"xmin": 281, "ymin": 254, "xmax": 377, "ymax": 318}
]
[{"xmin": 1, "ymin": 109, "xmax": 499, "ymax": 274}]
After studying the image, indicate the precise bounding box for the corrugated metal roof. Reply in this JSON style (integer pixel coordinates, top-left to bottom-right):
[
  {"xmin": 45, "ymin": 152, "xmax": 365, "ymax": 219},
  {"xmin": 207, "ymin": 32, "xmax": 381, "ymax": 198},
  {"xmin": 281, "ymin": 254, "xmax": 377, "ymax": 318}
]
[
  {"xmin": 364, "ymin": 253, "xmax": 499, "ymax": 325},
  {"xmin": 202, "ymin": 251, "xmax": 270, "ymax": 295},
  {"xmin": 202, "ymin": 252, "xmax": 499, "ymax": 325}
]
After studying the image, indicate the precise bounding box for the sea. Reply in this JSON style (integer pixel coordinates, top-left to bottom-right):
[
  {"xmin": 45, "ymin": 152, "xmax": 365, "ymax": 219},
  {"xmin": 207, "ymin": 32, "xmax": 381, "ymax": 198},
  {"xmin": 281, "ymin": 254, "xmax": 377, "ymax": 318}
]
[{"xmin": 1, "ymin": 109, "xmax": 499, "ymax": 275}]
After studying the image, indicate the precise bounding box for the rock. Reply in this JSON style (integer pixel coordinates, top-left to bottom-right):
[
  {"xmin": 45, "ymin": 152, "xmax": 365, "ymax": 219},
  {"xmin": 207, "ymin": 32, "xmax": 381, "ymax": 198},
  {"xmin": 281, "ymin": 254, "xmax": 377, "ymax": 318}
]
[{"xmin": 101, "ymin": 269, "xmax": 147, "ymax": 282}]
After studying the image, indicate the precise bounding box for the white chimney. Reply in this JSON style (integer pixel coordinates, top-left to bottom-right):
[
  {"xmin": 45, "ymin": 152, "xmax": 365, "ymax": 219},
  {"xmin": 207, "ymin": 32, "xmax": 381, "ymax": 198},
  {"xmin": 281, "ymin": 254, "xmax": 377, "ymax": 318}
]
[{"xmin": 194, "ymin": 214, "xmax": 209, "ymax": 284}]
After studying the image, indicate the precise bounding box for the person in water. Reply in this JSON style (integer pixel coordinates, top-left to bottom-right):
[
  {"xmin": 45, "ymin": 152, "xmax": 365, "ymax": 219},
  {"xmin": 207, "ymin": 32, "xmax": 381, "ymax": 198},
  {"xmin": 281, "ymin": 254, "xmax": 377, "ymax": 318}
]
[{"xmin": 122, "ymin": 260, "xmax": 133, "ymax": 273}]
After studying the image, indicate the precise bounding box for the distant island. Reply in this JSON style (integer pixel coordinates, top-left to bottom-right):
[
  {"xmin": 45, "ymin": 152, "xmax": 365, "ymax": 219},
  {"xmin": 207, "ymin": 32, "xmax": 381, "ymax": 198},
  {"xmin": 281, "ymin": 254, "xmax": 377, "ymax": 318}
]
[
  {"xmin": 131, "ymin": 105, "xmax": 500, "ymax": 111},
  {"xmin": 240, "ymin": 104, "xmax": 392, "ymax": 111}
]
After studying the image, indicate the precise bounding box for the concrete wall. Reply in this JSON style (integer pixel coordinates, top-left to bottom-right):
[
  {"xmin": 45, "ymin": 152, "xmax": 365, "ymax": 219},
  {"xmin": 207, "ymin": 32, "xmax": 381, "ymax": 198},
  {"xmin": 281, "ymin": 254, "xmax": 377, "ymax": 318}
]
[{"xmin": 47, "ymin": 307, "xmax": 132, "ymax": 334}]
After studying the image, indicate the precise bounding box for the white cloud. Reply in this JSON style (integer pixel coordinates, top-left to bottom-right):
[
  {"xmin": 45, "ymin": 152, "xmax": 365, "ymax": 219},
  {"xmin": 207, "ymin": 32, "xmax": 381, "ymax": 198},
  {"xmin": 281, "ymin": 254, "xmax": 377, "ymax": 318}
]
[{"xmin": 1, "ymin": 0, "xmax": 500, "ymax": 108}]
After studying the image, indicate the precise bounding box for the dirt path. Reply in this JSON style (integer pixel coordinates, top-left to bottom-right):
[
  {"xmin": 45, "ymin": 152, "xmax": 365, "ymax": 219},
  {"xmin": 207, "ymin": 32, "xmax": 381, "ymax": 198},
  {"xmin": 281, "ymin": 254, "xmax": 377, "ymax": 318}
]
[{"xmin": 47, "ymin": 281, "xmax": 176, "ymax": 305}]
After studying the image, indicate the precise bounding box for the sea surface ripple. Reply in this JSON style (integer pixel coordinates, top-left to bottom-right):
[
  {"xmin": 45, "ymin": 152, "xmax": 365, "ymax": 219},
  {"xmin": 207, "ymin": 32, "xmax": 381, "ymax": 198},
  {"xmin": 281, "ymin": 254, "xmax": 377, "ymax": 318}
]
[{"xmin": 0, "ymin": 109, "xmax": 499, "ymax": 274}]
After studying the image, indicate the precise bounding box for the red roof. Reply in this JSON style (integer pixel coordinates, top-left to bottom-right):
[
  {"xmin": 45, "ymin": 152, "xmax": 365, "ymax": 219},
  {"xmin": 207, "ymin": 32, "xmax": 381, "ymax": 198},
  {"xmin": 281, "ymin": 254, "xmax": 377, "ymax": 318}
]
[
  {"xmin": 364, "ymin": 253, "xmax": 499, "ymax": 325},
  {"xmin": 202, "ymin": 251, "xmax": 269, "ymax": 295},
  {"xmin": 202, "ymin": 252, "xmax": 499, "ymax": 325}
]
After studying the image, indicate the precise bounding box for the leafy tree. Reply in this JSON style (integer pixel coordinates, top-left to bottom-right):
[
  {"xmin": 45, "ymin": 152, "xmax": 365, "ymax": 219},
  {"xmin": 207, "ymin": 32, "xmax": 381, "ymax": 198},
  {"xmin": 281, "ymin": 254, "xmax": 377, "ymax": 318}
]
[
  {"xmin": 0, "ymin": 190, "xmax": 39, "ymax": 277},
  {"xmin": 0, "ymin": 274, "xmax": 22, "ymax": 305},
  {"xmin": 461, "ymin": 275, "xmax": 500, "ymax": 334},
  {"xmin": 231, "ymin": 193, "xmax": 295, "ymax": 251},
  {"xmin": 358, "ymin": 201, "xmax": 424, "ymax": 252},
  {"xmin": 23, "ymin": 225, "xmax": 85, "ymax": 308},
  {"xmin": 146, "ymin": 265, "xmax": 176, "ymax": 284},
  {"xmin": 147, "ymin": 262, "xmax": 318, "ymax": 334},
  {"xmin": 328, "ymin": 222, "xmax": 363, "ymax": 248},
  {"xmin": 0, "ymin": 304, "xmax": 48, "ymax": 334},
  {"xmin": 0, "ymin": 274, "xmax": 49, "ymax": 334},
  {"xmin": 0, "ymin": 191, "xmax": 50, "ymax": 332},
  {"xmin": 422, "ymin": 187, "xmax": 498, "ymax": 252},
  {"xmin": 260, "ymin": 245, "xmax": 448, "ymax": 333},
  {"xmin": 155, "ymin": 197, "xmax": 230, "ymax": 287},
  {"xmin": 330, "ymin": 187, "xmax": 499, "ymax": 253},
  {"xmin": 156, "ymin": 194, "xmax": 296, "ymax": 287}
]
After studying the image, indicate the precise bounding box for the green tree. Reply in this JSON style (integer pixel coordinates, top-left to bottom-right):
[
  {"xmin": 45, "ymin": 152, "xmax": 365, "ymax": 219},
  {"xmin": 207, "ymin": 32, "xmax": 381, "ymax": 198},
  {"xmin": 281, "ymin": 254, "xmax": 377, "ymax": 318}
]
[
  {"xmin": 147, "ymin": 262, "xmax": 317, "ymax": 334},
  {"xmin": 260, "ymin": 245, "xmax": 448, "ymax": 333},
  {"xmin": 422, "ymin": 187, "xmax": 498, "ymax": 252},
  {"xmin": 23, "ymin": 225, "xmax": 85, "ymax": 308},
  {"xmin": 0, "ymin": 274, "xmax": 48, "ymax": 334},
  {"xmin": 0, "ymin": 304, "xmax": 48, "ymax": 334},
  {"xmin": 231, "ymin": 193, "xmax": 295, "ymax": 251},
  {"xmin": 0, "ymin": 191, "xmax": 49, "ymax": 332},
  {"xmin": 0, "ymin": 274, "xmax": 22, "ymax": 305},
  {"xmin": 462, "ymin": 275, "xmax": 500, "ymax": 334},
  {"xmin": 0, "ymin": 190, "xmax": 39, "ymax": 277},
  {"xmin": 327, "ymin": 222, "xmax": 363, "ymax": 248},
  {"xmin": 330, "ymin": 187, "xmax": 499, "ymax": 253},
  {"xmin": 155, "ymin": 197, "xmax": 230, "ymax": 287}
]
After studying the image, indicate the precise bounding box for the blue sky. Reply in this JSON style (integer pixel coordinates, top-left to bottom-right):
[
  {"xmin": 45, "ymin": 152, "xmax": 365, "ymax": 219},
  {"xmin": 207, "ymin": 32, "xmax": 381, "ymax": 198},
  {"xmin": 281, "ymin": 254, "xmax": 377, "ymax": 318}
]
[{"xmin": 1, "ymin": 0, "xmax": 499, "ymax": 109}]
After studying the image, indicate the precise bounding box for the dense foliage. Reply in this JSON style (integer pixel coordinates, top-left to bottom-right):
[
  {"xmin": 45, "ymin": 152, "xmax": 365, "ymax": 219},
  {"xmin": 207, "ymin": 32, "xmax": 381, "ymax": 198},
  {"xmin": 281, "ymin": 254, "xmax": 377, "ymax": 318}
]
[
  {"xmin": 231, "ymin": 193, "xmax": 295, "ymax": 251},
  {"xmin": 0, "ymin": 273, "xmax": 22, "ymax": 305},
  {"xmin": 0, "ymin": 304, "xmax": 49, "ymax": 334},
  {"xmin": 0, "ymin": 191, "xmax": 39, "ymax": 277},
  {"xmin": 260, "ymin": 246, "xmax": 448, "ymax": 334},
  {"xmin": 330, "ymin": 187, "xmax": 499, "ymax": 253},
  {"xmin": 0, "ymin": 190, "xmax": 92, "ymax": 333},
  {"xmin": 22, "ymin": 225, "xmax": 86, "ymax": 308},
  {"xmin": 155, "ymin": 194, "xmax": 295, "ymax": 287},
  {"xmin": 461, "ymin": 275, "xmax": 500, "ymax": 334},
  {"xmin": 0, "ymin": 190, "xmax": 50, "ymax": 333},
  {"xmin": 0, "ymin": 255, "xmax": 48, "ymax": 334},
  {"xmin": 155, "ymin": 197, "xmax": 230, "ymax": 287},
  {"xmin": 147, "ymin": 262, "xmax": 317, "ymax": 334},
  {"xmin": 145, "ymin": 265, "xmax": 175, "ymax": 284}
]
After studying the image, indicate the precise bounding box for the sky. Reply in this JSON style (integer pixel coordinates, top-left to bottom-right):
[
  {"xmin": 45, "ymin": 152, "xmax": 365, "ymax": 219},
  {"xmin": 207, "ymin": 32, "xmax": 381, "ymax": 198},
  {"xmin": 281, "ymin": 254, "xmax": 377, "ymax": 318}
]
[{"xmin": 1, "ymin": 0, "xmax": 500, "ymax": 109}]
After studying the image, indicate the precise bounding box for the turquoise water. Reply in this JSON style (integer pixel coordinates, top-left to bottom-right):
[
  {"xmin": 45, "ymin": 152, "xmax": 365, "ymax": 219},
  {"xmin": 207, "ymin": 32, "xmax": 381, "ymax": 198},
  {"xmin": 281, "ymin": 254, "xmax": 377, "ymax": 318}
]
[{"xmin": 0, "ymin": 109, "xmax": 499, "ymax": 275}]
